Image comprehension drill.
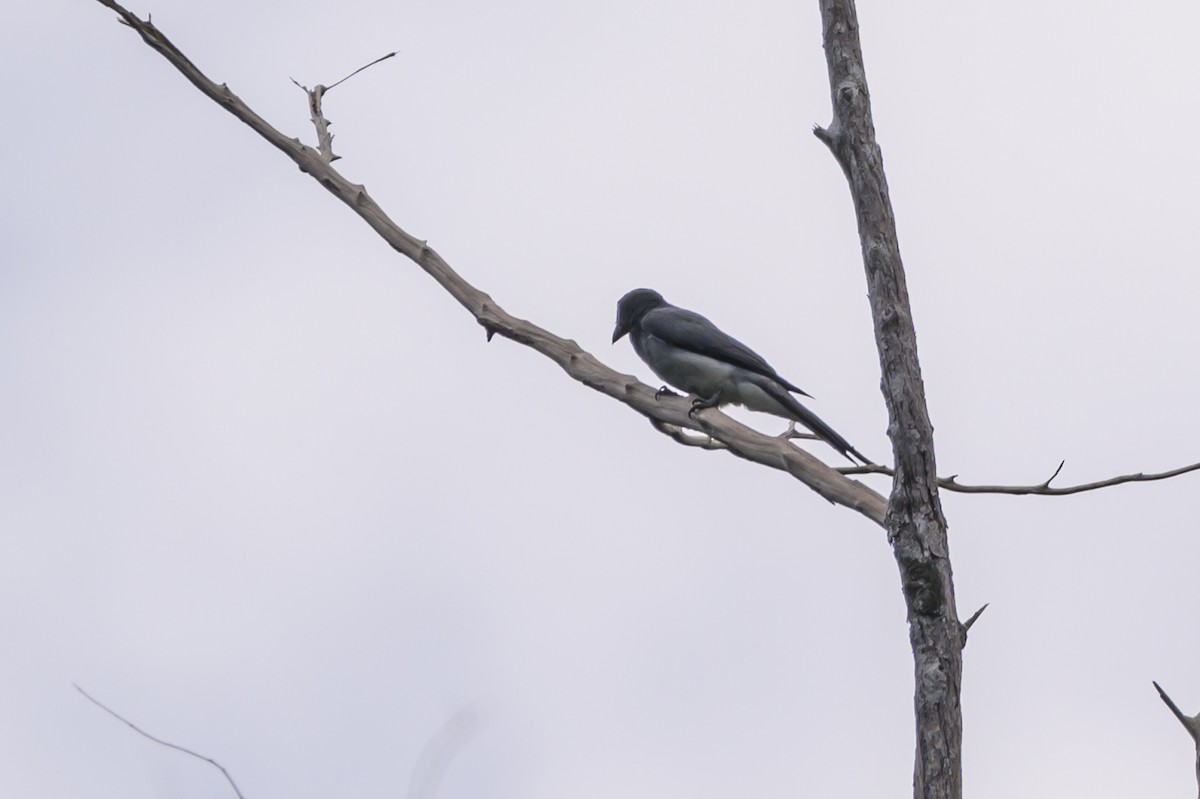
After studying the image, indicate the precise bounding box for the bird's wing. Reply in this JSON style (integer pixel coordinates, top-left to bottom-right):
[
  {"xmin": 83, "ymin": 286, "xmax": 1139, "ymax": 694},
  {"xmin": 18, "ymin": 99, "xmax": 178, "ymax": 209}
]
[{"xmin": 640, "ymin": 306, "xmax": 808, "ymax": 394}]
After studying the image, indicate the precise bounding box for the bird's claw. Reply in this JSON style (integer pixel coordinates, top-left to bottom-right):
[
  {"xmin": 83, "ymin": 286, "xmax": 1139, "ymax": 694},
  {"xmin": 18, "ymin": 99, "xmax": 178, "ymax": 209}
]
[
  {"xmin": 654, "ymin": 385, "xmax": 679, "ymax": 401},
  {"xmin": 687, "ymin": 395, "xmax": 718, "ymax": 419}
]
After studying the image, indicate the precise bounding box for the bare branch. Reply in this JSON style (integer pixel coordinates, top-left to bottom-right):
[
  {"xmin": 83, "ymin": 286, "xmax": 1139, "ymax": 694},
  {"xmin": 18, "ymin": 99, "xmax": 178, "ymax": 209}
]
[
  {"xmin": 89, "ymin": 0, "xmax": 888, "ymax": 527},
  {"xmin": 839, "ymin": 460, "xmax": 1200, "ymax": 497},
  {"xmin": 326, "ymin": 51, "xmax": 397, "ymax": 92},
  {"xmin": 961, "ymin": 603, "xmax": 988, "ymax": 633},
  {"xmin": 1154, "ymin": 682, "xmax": 1200, "ymax": 742},
  {"xmin": 1152, "ymin": 682, "xmax": 1200, "ymax": 798},
  {"xmin": 289, "ymin": 79, "xmax": 338, "ymax": 162},
  {"xmin": 781, "ymin": 420, "xmax": 820, "ymax": 443},
  {"xmin": 960, "ymin": 602, "xmax": 988, "ymax": 649},
  {"xmin": 289, "ymin": 52, "xmax": 396, "ymax": 162},
  {"xmin": 962, "ymin": 603, "xmax": 988, "ymax": 633},
  {"xmin": 75, "ymin": 684, "xmax": 246, "ymax": 799}
]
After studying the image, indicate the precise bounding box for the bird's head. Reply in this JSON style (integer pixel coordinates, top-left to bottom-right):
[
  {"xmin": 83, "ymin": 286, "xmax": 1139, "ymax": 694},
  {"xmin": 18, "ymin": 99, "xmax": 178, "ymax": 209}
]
[{"xmin": 612, "ymin": 288, "xmax": 666, "ymax": 343}]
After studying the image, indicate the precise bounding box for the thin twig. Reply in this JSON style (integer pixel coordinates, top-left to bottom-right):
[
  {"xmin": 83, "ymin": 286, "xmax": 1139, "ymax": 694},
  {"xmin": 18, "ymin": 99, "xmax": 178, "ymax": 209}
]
[
  {"xmin": 289, "ymin": 51, "xmax": 396, "ymax": 162},
  {"xmin": 780, "ymin": 420, "xmax": 819, "ymax": 443},
  {"xmin": 839, "ymin": 460, "xmax": 1200, "ymax": 497},
  {"xmin": 75, "ymin": 684, "xmax": 247, "ymax": 799},
  {"xmin": 326, "ymin": 51, "xmax": 396, "ymax": 92}
]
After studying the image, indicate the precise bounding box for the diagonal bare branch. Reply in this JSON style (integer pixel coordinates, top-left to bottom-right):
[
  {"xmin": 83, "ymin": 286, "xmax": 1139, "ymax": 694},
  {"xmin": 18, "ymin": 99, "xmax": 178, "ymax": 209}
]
[
  {"xmin": 75, "ymin": 684, "xmax": 246, "ymax": 799},
  {"xmin": 840, "ymin": 460, "xmax": 1200, "ymax": 496},
  {"xmin": 1154, "ymin": 681, "xmax": 1200, "ymax": 742},
  {"xmin": 89, "ymin": 0, "xmax": 888, "ymax": 526}
]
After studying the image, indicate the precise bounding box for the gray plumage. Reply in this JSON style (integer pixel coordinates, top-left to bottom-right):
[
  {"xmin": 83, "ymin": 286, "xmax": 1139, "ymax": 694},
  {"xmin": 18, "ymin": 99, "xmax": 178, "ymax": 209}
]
[{"xmin": 612, "ymin": 288, "xmax": 870, "ymax": 464}]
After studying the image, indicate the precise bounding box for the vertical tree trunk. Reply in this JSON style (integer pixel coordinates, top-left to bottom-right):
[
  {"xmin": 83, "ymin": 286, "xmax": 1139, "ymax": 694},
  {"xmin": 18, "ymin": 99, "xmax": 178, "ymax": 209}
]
[{"xmin": 812, "ymin": 3, "xmax": 964, "ymax": 797}]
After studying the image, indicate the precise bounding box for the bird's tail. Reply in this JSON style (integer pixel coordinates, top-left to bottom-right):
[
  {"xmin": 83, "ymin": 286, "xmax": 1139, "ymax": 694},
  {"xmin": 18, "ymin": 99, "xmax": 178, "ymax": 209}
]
[{"xmin": 765, "ymin": 382, "xmax": 872, "ymax": 465}]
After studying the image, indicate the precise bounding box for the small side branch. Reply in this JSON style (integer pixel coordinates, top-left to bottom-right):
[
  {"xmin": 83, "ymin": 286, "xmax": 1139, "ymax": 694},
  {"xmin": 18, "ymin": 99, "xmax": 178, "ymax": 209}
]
[
  {"xmin": 960, "ymin": 602, "xmax": 989, "ymax": 649},
  {"xmin": 811, "ymin": 123, "xmax": 849, "ymax": 179},
  {"xmin": 289, "ymin": 79, "xmax": 338, "ymax": 162},
  {"xmin": 327, "ymin": 51, "xmax": 396, "ymax": 92},
  {"xmin": 75, "ymin": 684, "xmax": 246, "ymax": 799},
  {"xmin": 839, "ymin": 460, "xmax": 1200, "ymax": 497},
  {"xmin": 1152, "ymin": 681, "xmax": 1200, "ymax": 798},
  {"xmin": 962, "ymin": 603, "xmax": 988, "ymax": 634},
  {"xmin": 1154, "ymin": 682, "xmax": 1200, "ymax": 742},
  {"xmin": 290, "ymin": 52, "xmax": 395, "ymax": 162}
]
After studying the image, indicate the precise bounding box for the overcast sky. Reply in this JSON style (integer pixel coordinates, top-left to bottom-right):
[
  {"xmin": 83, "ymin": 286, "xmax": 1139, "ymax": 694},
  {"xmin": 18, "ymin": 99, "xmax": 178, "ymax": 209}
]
[{"xmin": 3, "ymin": 1, "xmax": 1199, "ymax": 797}]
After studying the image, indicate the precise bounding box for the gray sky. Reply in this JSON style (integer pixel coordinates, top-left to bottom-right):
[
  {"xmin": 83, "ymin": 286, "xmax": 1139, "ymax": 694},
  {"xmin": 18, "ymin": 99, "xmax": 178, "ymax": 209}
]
[{"xmin": 3, "ymin": 1, "xmax": 1199, "ymax": 797}]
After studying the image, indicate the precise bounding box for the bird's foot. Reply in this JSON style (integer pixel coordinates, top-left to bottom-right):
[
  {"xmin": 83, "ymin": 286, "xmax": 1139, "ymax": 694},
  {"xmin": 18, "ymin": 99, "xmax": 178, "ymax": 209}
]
[
  {"xmin": 687, "ymin": 391, "xmax": 722, "ymax": 419},
  {"xmin": 654, "ymin": 385, "xmax": 680, "ymax": 401}
]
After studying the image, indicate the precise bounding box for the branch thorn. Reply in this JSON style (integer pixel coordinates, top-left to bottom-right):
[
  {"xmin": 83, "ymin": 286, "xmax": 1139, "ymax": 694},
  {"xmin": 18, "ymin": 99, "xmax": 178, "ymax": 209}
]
[
  {"xmin": 1041, "ymin": 460, "xmax": 1066, "ymax": 488},
  {"xmin": 963, "ymin": 602, "xmax": 989, "ymax": 633}
]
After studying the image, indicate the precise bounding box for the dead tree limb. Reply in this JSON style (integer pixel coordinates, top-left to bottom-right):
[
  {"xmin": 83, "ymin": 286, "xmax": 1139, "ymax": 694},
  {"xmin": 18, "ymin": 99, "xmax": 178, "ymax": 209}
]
[
  {"xmin": 75, "ymin": 684, "xmax": 246, "ymax": 799},
  {"xmin": 89, "ymin": 0, "xmax": 887, "ymax": 525},
  {"xmin": 1153, "ymin": 681, "xmax": 1200, "ymax": 799},
  {"xmin": 289, "ymin": 51, "xmax": 396, "ymax": 162},
  {"xmin": 814, "ymin": 2, "xmax": 962, "ymax": 797},
  {"xmin": 840, "ymin": 460, "xmax": 1200, "ymax": 497},
  {"xmin": 288, "ymin": 77, "xmax": 339, "ymax": 162}
]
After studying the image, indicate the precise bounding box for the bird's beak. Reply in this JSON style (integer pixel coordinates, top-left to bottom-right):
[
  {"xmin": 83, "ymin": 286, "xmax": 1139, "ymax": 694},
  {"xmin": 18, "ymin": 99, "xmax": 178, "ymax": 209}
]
[{"xmin": 612, "ymin": 324, "xmax": 626, "ymax": 344}]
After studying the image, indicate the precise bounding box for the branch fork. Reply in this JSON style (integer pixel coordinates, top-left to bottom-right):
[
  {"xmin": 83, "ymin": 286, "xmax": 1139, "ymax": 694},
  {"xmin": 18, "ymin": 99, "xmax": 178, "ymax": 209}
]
[{"xmin": 290, "ymin": 52, "xmax": 395, "ymax": 162}]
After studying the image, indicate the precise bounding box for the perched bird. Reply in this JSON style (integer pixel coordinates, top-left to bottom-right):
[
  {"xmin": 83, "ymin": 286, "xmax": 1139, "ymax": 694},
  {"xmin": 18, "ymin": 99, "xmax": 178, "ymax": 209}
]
[{"xmin": 612, "ymin": 288, "xmax": 870, "ymax": 464}]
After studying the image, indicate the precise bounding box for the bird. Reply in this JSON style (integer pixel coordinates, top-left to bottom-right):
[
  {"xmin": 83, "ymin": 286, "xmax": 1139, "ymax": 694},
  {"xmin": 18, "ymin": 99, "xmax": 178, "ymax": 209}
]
[{"xmin": 612, "ymin": 288, "xmax": 871, "ymax": 464}]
